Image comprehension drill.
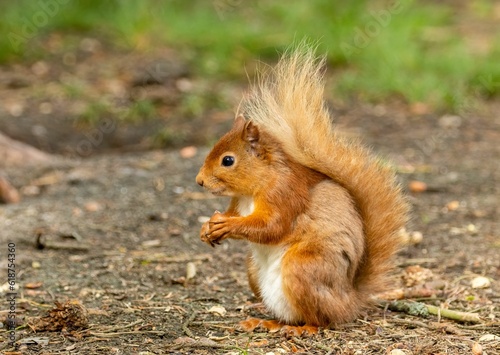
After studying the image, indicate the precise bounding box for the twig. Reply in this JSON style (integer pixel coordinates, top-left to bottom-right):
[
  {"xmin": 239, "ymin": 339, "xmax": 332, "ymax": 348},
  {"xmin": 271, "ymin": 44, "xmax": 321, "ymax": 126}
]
[
  {"xmin": 425, "ymin": 304, "xmax": 481, "ymax": 323},
  {"xmin": 168, "ymin": 341, "xmax": 238, "ymax": 351},
  {"xmin": 398, "ymin": 258, "xmax": 438, "ymax": 267},
  {"xmin": 293, "ymin": 337, "xmax": 332, "ymax": 353},
  {"xmin": 384, "ymin": 300, "xmax": 481, "ymax": 323},
  {"xmin": 182, "ymin": 311, "xmax": 197, "ymax": 338},
  {"xmin": 89, "ymin": 330, "xmax": 165, "ymax": 338}
]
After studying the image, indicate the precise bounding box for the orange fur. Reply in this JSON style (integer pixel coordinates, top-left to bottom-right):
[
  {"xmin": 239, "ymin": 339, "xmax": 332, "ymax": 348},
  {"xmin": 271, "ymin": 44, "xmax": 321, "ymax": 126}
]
[{"xmin": 196, "ymin": 45, "xmax": 409, "ymax": 328}]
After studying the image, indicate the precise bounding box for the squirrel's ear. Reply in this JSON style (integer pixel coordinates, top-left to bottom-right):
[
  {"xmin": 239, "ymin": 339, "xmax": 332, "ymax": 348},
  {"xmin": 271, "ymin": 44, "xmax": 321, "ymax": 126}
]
[
  {"xmin": 233, "ymin": 114, "xmax": 246, "ymax": 130},
  {"xmin": 242, "ymin": 120, "xmax": 260, "ymax": 147}
]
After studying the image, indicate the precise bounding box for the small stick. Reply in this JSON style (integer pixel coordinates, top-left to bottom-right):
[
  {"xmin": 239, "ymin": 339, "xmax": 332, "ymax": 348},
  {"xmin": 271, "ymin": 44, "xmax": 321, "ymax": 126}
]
[
  {"xmin": 89, "ymin": 330, "xmax": 165, "ymax": 338},
  {"xmin": 425, "ymin": 304, "xmax": 481, "ymax": 323},
  {"xmin": 384, "ymin": 300, "xmax": 481, "ymax": 323},
  {"xmin": 182, "ymin": 311, "xmax": 197, "ymax": 338}
]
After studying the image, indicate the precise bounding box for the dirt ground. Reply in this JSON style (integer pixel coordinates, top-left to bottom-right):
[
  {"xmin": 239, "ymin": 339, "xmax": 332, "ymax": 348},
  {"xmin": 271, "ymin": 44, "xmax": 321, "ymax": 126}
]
[
  {"xmin": 0, "ymin": 32, "xmax": 499, "ymax": 354},
  {"xmin": 0, "ymin": 92, "xmax": 499, "ymax": 354}
]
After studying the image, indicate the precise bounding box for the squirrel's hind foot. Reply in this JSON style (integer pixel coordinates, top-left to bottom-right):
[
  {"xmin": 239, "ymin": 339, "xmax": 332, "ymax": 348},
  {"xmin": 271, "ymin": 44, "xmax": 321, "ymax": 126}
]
[{"xmin": 238, "ymin": 317, "xmax": 318, "ymax": 337}]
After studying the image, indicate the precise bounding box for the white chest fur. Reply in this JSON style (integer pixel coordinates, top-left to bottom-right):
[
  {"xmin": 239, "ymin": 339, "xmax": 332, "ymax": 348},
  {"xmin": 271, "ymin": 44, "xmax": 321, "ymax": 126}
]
[
  {"xmin": 236, "ymin": 196, "xmax": 254, "ymax": 217},
  {"xmin": 236, "ymin": 197, "xmax": 295, "ymax": 322}
]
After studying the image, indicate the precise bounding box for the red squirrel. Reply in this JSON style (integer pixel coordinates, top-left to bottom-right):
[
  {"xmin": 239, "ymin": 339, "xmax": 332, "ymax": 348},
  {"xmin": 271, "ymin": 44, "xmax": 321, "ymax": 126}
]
[{"xmin": 196, "ymin": 46, "xmax": 409, "ymax": 334}]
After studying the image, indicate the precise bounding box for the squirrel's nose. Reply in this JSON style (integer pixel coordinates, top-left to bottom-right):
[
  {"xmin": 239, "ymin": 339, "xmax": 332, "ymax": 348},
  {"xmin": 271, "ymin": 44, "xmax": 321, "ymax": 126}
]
[{"xmin": 196, "ymin": 174, "xmax": 204, "ymax": 187}]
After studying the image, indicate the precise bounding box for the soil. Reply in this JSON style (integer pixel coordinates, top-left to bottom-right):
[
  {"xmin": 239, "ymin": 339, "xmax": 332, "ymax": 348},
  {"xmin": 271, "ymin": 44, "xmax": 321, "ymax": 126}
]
[{"xmin": 0, "ymin": 46, "xmax": 499, "ymax": 354}]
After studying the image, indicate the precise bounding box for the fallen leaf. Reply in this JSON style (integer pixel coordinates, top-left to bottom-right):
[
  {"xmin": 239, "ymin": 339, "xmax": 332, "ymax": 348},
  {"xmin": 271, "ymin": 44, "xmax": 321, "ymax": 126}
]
[
  {"xmin": 402, "ymin": 265, "xmax": 434, "ymax": 287},
  {"xmin": 31, "ymin": 171, "xmax": 63, "ymax": 186},
  {"xmin": 84, "ymin": 201, "xmax": 102, "ymax": 212},
  {"xmin": 446, "ymin": 200, "xmax": 460, "ymax": 211},
  {"xmin": 174, "ymin": 336, "xmax": 195, "ymax": 344},
  {"xmin": 249, "ymin": 339, "xmax": 269, "ymax": 347},
  {"xmin": 19, "ymin": 337, "xmax": 50, "ymax": 345},
  {"xmin": 25, "ymin": 282, "xmax": 43, "ymax": 289},
  {"xmin": 471, "ymin": 276, "xmax": 491, "ymax": 289},
  {"xmin": 142, "ymin": 240, "xmax": 161, "ymax": 247},
  {"xmin": 208, "ymin": 305, "xmax": 226, "ymax": 316},
  {"xmin": 479, "ymin": 334, "xmax": 500, "ymax": 342},
  {"xmin": 186, "ymin": 262, "xmax": 196, "ymax": 280},
  {"xmin": 180, "ymin": 146, "xmax": 197, "ymax": 159},
  {"xmin": 472, "ymin": 342, "xmax": 483, "ymax": 355},
  {"xmin": 388, "ymin": 350, "xmax": 407, "ymax": 355}
]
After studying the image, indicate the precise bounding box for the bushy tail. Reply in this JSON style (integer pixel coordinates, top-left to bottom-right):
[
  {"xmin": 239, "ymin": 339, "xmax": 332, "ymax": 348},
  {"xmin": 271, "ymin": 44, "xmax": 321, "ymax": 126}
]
[{"xmin": 242, "ymin": 44, "xmax": 409, "ymax": 294}]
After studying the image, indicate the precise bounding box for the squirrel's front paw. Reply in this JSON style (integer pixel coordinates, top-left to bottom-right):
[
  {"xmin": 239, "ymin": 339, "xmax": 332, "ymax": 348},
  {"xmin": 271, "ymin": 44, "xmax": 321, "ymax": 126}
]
[
  {"xmin": 200, "ymin": 221, "xmax": 212, "ymax": 246},
  {"xmin": 204, "ymin": 212, "xmax": 233, "ymax": 246}
]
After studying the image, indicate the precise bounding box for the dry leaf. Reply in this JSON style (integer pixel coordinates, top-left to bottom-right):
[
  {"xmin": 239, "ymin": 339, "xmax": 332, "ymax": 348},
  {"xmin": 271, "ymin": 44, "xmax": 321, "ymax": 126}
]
[
  {"xmin": 19, "ymin": 337, "xmax": 49, "ymax": 346},
  {"xmin": 174, "ymin": 336, "xmax": 195, "ymax": 344},
  {"xmin": 471, "ymin": 276, "xmax": 491, "ymax": 289},
  {"xmin": 402, "ymin": 265, "xmax": 434, "ymax": 287},
  {"xmin": 249, "ymin": 339, "xmax": 269, "ymax": 347},
  {"xmin": 31, "ymin": 171, "xmax": 63, "ymax": 186},
  {"xmin": 408, "ymin": 180, "xmax": 427, "ymax": 193},
  {"xmin": 479, "ymin": 334, "xmax": 500, "ymax": 342},
  {"xmin": 84, "ymin": 201, "xmax": 102, "ymax": 212},
  {"xmin": 25, "ymin": 282, "xmax": 43, "ymax": 289},
  {"xmin": 180, "ymin": 146, "xmax": 197, "ymax": 159},
  {"xmin": 208, "ymin": 305, "xmax": 226, "ymax": 316},
  {"xmin": 388, "ymin": 350, "xmax": 407, "ymax": 355},
  {"xmin": 142, "ymin": 240, "xmax": 161, "ymax": 247},
  {"xmin": 446, "ymin": 200, "xmax": 460, "ymax": 211},
  {"xmin": 472, "ymin": 342, "xmax": 483, "ymax": 355},
  {"xmin": 186, "ymin": 262, "xmax": 196, "ymax": 280}
]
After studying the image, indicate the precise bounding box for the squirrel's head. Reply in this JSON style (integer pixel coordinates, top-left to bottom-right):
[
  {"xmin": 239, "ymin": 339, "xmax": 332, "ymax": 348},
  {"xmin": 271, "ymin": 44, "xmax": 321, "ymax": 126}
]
[{"xmin": 196, "ymin": 115, "xmax": 282, "ymax": 196}]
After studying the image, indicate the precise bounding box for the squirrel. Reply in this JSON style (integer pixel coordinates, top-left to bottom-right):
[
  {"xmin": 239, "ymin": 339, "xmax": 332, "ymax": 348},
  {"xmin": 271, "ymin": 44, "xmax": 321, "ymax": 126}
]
[{"xmin": 195, "ymin": 45, "xmax": 409, "ymax": 333}]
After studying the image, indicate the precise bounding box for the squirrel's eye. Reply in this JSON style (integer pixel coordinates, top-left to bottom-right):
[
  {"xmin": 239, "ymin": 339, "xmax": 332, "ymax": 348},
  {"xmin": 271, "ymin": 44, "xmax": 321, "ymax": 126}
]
[{"xmin": 222, "ymin": 155, "xmax": 235, "ymax": 167}]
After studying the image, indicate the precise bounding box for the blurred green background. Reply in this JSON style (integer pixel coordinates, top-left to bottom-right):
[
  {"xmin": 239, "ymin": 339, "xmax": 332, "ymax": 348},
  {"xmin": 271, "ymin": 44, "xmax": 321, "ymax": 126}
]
[{"xmin": 0, "ymin": 0, "xmax": 499, "ymax": 146}]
